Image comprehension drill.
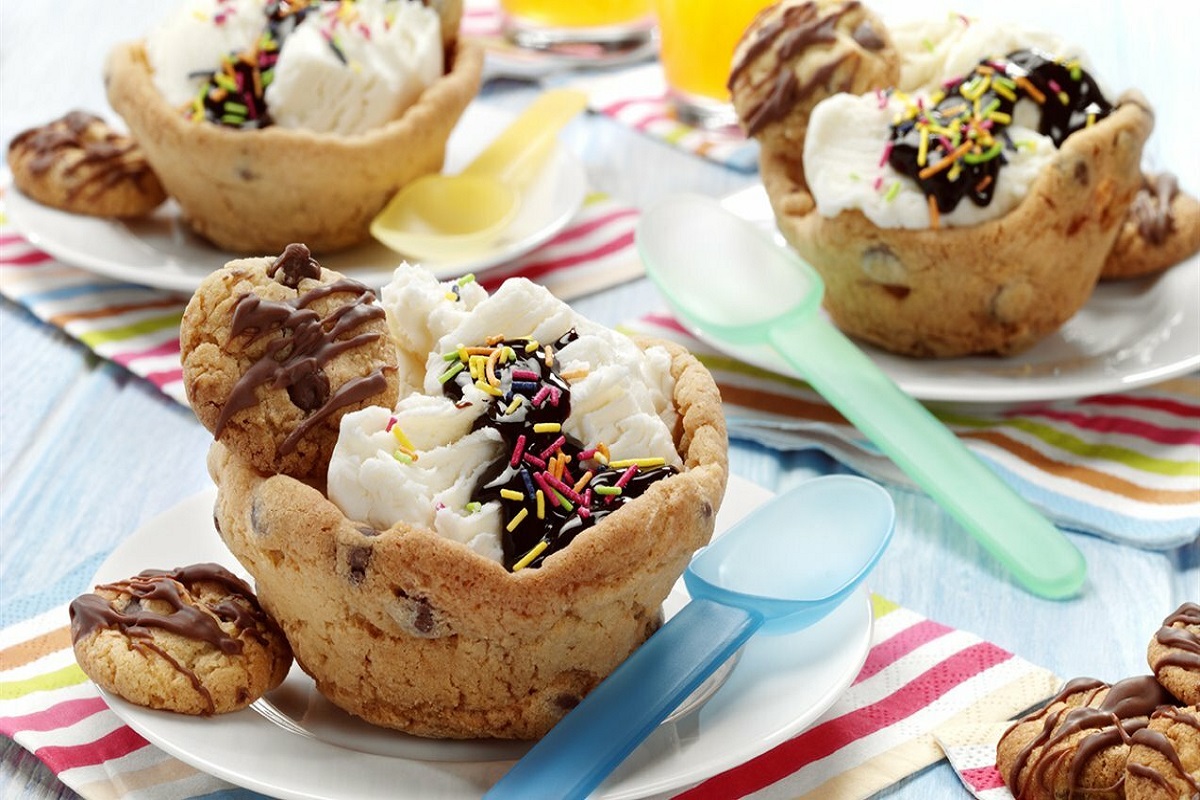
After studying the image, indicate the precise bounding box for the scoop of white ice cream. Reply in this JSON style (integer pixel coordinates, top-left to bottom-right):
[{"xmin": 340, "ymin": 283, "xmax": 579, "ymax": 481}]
[
  {"xmin": 328, "ymin": 266, "xmax": 681, "ymax": 560},
  {"xmin": 804, "ymin": 91, "xmax": 1057, "ymax": 229},
  {"xmin": 890, "ymin": 14, "xmax": 1084, "ymax": 94},
  {"xmin": 266, "ymin": 0, "xmax": 443, "ymax": 135},
  {"xmin": 146, "ymin": 0, "xmax": 267, "ymax": 108}
]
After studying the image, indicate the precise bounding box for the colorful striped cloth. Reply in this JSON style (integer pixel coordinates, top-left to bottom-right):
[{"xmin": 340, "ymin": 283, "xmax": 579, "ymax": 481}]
[
  {"xmin": 460, "ymin": 0, "xmax": 760, "ymax": 173},
  {"xmin": 0, "ymin": 595, "xmax": 1059, "ymax": 800},
  {"xmin": 0, "ymin": 190, "xmax": 643, "ymax": 409},
  {"xmin": 624, "ymin": 313, "xmax": 1200, "ymax": 549},
  {"xmin": 935, "ymin": 722, "xmax": 1020, "ymax": 800}
]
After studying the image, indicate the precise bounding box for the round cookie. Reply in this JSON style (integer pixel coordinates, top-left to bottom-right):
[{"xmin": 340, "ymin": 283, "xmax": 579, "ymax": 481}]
[
  {"xmin": 996, "ymin": 675, "xmax": 1176, "ymax": 800},
  {"xmin": 1126, "ymin": 705, "xmax": 1200, "ymax": 800},
  {"xmin": 69, "ymin": 563, "xmax": 292, "ymax": 715},
  {"xmin": 729, "ymin": 0, "xmax": 900, "ymax": 219},
  {"xmin": 6, "ymin": 110, "xmax": 166, "ymax": 217},
  {"xmin": 1149, "ymin": 602, "xmax": 1200, "ymax": 705},
  {"xmin": 1101, "ymin": 173, "xmax": 1200, "ymax": 281},
  {"xmin": 181, "ymin": 244, "xmax": 400, "ymax": 479}
]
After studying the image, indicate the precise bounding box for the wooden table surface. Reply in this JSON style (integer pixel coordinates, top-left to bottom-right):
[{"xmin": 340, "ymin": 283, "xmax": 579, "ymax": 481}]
[{"xmin": 2, "ymin": 1, "xmax": 1196, "ymax": 798}]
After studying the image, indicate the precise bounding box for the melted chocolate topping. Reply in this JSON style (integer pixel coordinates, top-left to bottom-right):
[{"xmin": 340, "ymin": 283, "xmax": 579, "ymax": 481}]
[
  {"xmin": 1155, "ymin": 601, "xmax": 1200, "ymax": 671},
  {"xmin": 729, "ymin": 1, "xmax": 863, "ymax": 136},
  {"xmin": 10, "ymin": 110, "xmax": 155, "ymax": 201},
  {"xmin": 440, "ymin": 330, "xmax": 677, "ymax": 571},
  {"xmin": 69, "ymin": 563, "xmax": 275, "ymax": 714},
  {"xmin": 215, "ymin": 248, "xmax": 390, "ymax": 456},
  {"xmin": 1005, "ymin": 675, "xmax": 1175, "ymax": 797},
  {"xmin": 888, "ymin": 49, "xmax": 1113, "ymax": 214},
  {"xmin": 1126, "ymin": 706, "xmax": 1200, "ymax": 796}
]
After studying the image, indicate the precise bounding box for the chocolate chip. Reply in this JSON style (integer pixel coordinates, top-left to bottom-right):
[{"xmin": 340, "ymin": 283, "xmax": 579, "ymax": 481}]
[
  {"xmin": 356, "ymin": 525, "xmax": 381, "ymax": 537},
  {"xmin": 413, "ymin": 599, "xmax": 434, "ymax": 634},
  {"xmin": 1073, "ymin": 160, "xmax": 1090, "ymax": 186},
  {"xmin": 287, "ymin": 367, "xmax": 330, "ymax": 412},
  {"xmin": 269, "ymin": 243, "xmax": 321, "ymax": 288},
  {"xmin": 554, "ymin": 693, "xmax": 581, "ymax": 711},
  {"xmin": 701, "ymin": 501, "xmax": 713, "ymax": 519},
  {"xmin": 881, "ymin": 284, "xmax": 912, "ymax": 300},
  {"xmin": 346, "ymin": 546, "xmax": 372, "ymax": 585},
  {"xmin": 250, "ymin": 496, "xmax": 269, "ymax": 537}
]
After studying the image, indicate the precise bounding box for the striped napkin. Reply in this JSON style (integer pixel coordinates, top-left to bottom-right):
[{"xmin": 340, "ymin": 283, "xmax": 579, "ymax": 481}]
[
  {"xmin": 0, "ymin": 595, "xmax": 1059, "ymax": 800},
  {"xmin": 0, "ymin": 190, "xmax": 642, "ymax": 409},
  {"xmin": 624, "ymin": 314, "xmax": 1200, "ymax": 549},
  {"xmin": 461, "ymin": 0, "xmax": 761, "ymax": 173},
  {"xmin": 935, "ymin": 722, "xmax": 1021, "ymax": 800}
]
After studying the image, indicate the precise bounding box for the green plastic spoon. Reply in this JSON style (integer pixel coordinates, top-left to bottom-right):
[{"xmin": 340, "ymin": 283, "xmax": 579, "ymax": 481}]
[
  {"xmin": 636, "ymin": 194, "xmax": 1087, "ymax": 600},
  {"xmin": 370, "ymin": 89, "xmax": 588, "ymax": 262}
]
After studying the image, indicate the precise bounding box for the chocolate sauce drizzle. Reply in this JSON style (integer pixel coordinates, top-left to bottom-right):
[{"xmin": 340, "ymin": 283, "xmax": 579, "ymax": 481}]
[
  {"xmin": 439, "ymin": 330, "xmax": 677, "ymax": 571},
  {"xmin": 69, "ymin": 563, "xmax": 275, "ymax": 714},
  {"xmin": 215, "ymin": 245, "xmax": 389, "ymax": 456},
  {"xmin": 1155, "ymin": 601, "xmax": 1200, "ymax": 671},
  {"xmin": 1004, "ymin": 675, "xmax": 1177, "ymax": 798},
  {"xmin": 10, "ymin": 110, "xmax": 156, "ymax": 201},
  {"xmin": 1126, "ymin": 705, "xmax": 1200, "ymax": 796},
  {"xmin": 730, "ymin": 1, "xmax": 874, "ymax": 137},
  {"xmin": 888, "ymin": 49, "xmax": 1113, "ymax": 214}
]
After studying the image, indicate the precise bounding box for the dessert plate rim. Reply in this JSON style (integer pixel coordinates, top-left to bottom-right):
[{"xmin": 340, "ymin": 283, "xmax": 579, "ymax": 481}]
[
  {"xmin": 702, "ymin": 185, "xmax": 1200, "ymax": 405},
  {"xmin": 89, "ymin": 475, "xmax": 874, "ymax": 800},
  {"xmin": 4, "ymin": 103, "xmax": 588, "ymax": 294}
]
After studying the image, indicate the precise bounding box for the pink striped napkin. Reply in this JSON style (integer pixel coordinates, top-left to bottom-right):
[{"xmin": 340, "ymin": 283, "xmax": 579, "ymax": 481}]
[
  {"xmin": 0, "ymin": 595, "xmax": 1058, "ymax": 799},
  {"xmin": 623, "ymin": 313, "xmax": 1200, "ymax": 550},
  {"xmin": 0, "ymin": 190, "xmax": 642, "ymax": 409},
  {"xmin": 461, "ymin": 0, "xmax": 760, "ymax": 172},
  {"xmin": 935, "ymin": 722, "xmax": 1021, "ymax": 800}
]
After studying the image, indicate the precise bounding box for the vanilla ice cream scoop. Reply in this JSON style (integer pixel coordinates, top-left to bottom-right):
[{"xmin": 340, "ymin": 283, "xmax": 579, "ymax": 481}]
[{"xmin": 267, "ymin": 0, "xmax": 443, "ymax": 134}]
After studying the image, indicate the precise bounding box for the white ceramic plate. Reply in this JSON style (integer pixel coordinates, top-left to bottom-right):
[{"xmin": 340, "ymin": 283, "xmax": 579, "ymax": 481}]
[
  {"xmin": 91, "ymin": 475, "xmax": 873, "ymax": 800},
  {"xmin": 712, "ymin": 186, "xmax": 1200, "ymax": 404},
  {"xmin": 5, "ymin": 103, "xmax": 587, "ymax": 293}
]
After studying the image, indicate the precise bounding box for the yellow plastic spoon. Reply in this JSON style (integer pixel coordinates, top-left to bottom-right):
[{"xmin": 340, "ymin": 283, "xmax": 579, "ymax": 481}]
[{"xmin": 370, "ymin": 89, "xmax": 588, "ymax": 262}]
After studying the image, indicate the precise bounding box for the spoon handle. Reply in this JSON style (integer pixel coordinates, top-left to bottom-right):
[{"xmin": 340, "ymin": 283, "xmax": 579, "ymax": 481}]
[
  {"xmin": 769, "ymin": 315, "xmax": 1086, "ymax": 600},
  {"xmin": 484, "ymin": 599, "xmax": 761, "ymax": 800}
]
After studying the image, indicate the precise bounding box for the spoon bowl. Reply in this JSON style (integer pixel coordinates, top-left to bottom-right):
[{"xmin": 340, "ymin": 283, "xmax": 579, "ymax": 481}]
[
  {"xmin": 370, "ymin": 89, "xmax": 588, "ymax": 263},
  {"xmin": 686, "ymin": 475, "xmax": 894, "ymax": 635},
  {"xmin": 485, "ymin": 475, "xmax": 895, "ymax": 800},
  {"xmin": 637, "ymin": 194, "xmax": 1086, "ymax": 601}
]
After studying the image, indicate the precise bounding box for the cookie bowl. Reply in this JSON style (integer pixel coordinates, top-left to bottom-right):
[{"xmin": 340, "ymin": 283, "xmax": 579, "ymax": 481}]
[
  {"xmin": 763, "ymin": 93, "xmax": 1153, "ymax": 358},
  {"xmin": 207, "ymin": 337, "xmax": 729, "ymax": 740},
  {"xmin": 103, "ymin": 39, "xmax": 483, "ymax": 254}
]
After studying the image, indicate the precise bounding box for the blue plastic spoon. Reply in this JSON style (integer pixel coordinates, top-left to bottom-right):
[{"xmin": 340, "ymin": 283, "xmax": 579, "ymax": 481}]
[
  {"xmin": 635, "ymin": 194, "xmax": 1086, "ymax": 601},
  {"xmin": 484, "ymin": 475, "xmax": 895, "ymax": 800}
]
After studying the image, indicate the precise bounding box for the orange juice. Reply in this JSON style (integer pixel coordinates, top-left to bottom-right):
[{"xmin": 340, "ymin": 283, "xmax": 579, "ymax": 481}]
[
  {"xmin": 500, "ymin": 0, "xmax": 654, "ymax": 28},
  {"xmin": 656, "ymin": 0, "xmax": 775, "ymax": 102}
]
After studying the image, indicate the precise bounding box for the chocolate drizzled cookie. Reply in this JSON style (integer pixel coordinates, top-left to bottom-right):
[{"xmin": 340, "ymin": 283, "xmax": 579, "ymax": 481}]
[{"xmin": 69, "ymin": 563, "xmax": 292, "ymax": 715}]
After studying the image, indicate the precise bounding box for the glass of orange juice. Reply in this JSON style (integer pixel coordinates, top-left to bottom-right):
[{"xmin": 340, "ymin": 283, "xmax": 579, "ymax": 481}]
[
  {"xmin": 655, "ymin": 0, "xmax": 776, "ymax": 129},
  {"xmin": 500, "ymin": 0, "xmax": 655, "ymax": 57}
]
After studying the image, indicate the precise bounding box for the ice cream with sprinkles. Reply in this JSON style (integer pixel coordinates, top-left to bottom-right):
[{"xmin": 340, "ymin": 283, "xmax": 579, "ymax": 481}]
[
  {"xmin": 328, "ymin": 266, "xmax": 682, "ymax": 570},
  {"xmin": 803, "ymin": 15, "xmax": 1116, "ymax": 230},
  {"xmin": 145, "ymin": 0, "xmax": 443, "ymax": 134}
]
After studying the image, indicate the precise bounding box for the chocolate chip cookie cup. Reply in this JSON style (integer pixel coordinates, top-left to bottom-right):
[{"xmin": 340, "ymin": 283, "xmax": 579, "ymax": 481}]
[
  {"xmin": 207, "ymin": 335, "xmax": 727, "ymax": 739},
  {"xmin": 730, "ymin": 1, "xmax": 1156, "ymax": 358},
  {"xmin": 104, "ymin": 38, "xmax": 483, "ymax": 254}
]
